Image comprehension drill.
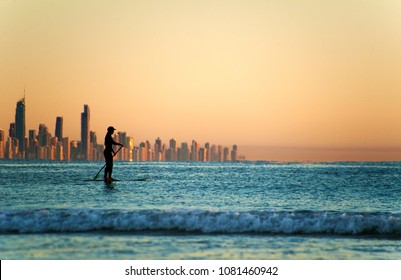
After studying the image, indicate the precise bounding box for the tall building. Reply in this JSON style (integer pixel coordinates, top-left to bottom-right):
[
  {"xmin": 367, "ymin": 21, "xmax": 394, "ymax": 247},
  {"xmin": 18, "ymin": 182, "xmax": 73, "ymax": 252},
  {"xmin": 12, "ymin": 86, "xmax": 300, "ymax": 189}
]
[
  {"xmin": 38, "ymin": 124, "xmax": 51, "ymax": 147},
  {"xmin": 27, "ymin": 129, "xmax": 37, "ymax": 159},
  {"xmin": 154, "ymin": 137, "xmax": 163, "ymax": 161},
  {"xmin": 205, "ymin": 142, "xmax": 210, "ymax": 161},
  {"xmin": 127, "ymin": 137, "xmax": 134, "ymax": 161},
  {"xmin": 55, "ymin": 116, "xmax": 63, "ymax": 141},
  {"xmin": 146, "ymin": 140, "xmax": 153, "ymax": 161},
  {"xmin": 63, "ymin": 137, "xmax": 71, "ymax": 161},
  {"xmin": 167, "ymin": 138, "xmax": 177, "ymax": 161},
  {"xmin": 169, "ymin": 138, "xmax": 177, "ymax": 150},
  {"xmin": 218, "ymin": 145, "xmax": 223, "ymax": 162},
  {"xmin": 223, "ymin": 147, "xmax": 230, "ymax": 162},
  {"xmin": 9, "ymin": 123, "xmax": 16, "ymax": 139},
  {"xmin": 231, "ymin": 145, "xmax": 238, "ymax": 162},
  {"xmin": 139, "ymin": 142, "xmax": 148, "ymax": 161},
  {"xmin": 180, "ymin": 142, "xmax": 190, "ymax": 161},
  {"xmin": 5, "ymin": 137, "xmax": 14, "ymax": 159},
  {"xmin": 198, "ymin": 148, "xmax": 206, "ymax": 161},
  {"xmin": 55, "ymin": 140, "xmax": 64, "ymax": 161},
  {"xmin": 191, "ymin": 140, "xmax": 199, "ymax": 161},
  {"xmin": 210, "ymin": 144, "xmax": 218, "ymax": 162},
  {"xmin": 70, "ymin": 140, "xmax": 79, "ymax": 160},
  {"xmin": 90, "ymin": 131, "xmax": 97, "ymax": 146},
  {"xmin": 0, "ymin": 130, "xmax": 5, "ymax": 158},
  {"xmin": 90, "ymin": 131, "xmax": 102, "ymax": 161},
  {"xmin": 15, "ymin": 98, "xmax": 26, "ymax": 158},
  {"xmin": 81, "ymin": 105, "xmax": 90, "ymax": 160}
]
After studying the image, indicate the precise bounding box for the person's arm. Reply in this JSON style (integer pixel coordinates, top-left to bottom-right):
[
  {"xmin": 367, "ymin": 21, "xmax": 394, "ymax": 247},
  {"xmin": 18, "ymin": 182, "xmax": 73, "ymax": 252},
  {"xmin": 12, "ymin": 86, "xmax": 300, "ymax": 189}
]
[{"xmin": 112, "ymin": 139, "xmax": 123, "ymax": 147}]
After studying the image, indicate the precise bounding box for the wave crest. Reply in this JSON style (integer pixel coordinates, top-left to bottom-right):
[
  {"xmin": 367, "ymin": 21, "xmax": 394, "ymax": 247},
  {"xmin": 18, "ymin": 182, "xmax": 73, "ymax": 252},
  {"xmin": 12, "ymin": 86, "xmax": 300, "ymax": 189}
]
[{"xmin": 1, "ymin": 209, "xmax": 401, "ymax": 236}]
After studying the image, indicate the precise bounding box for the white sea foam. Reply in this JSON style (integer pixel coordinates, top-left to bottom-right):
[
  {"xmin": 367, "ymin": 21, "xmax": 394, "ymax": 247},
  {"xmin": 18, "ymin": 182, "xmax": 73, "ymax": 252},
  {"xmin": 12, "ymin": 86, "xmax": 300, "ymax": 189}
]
[{"xmin": 1, "ymin": 209, "xmax": 401, "ymax": 236}]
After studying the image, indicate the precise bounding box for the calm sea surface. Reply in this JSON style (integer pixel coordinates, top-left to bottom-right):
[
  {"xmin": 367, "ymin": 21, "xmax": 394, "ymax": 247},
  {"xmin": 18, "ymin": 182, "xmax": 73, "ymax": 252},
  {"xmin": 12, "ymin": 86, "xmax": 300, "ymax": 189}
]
[{"xmin": 1, "ymin": 160, "xmax": 401, "ymax": 259}]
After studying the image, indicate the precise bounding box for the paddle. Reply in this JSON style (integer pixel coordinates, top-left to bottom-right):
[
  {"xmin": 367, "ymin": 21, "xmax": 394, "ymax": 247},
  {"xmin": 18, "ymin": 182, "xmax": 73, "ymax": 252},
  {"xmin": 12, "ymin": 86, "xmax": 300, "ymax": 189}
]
[{"xmin": 93, "ymin": 145, "xmax": 123, "ymax": 180}]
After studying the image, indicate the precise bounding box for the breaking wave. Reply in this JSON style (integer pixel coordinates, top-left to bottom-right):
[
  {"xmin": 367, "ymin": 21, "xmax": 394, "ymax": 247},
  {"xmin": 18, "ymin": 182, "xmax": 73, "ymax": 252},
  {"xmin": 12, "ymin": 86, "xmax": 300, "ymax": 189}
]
[{"xmin": 1, "ymin": 209, "xmax": 401, "ymax": 236}]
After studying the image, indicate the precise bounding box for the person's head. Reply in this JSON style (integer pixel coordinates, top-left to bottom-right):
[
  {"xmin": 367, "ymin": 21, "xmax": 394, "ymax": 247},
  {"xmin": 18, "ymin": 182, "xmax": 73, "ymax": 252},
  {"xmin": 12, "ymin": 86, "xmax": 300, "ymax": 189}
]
[{"xmin": 107, "ymin": 126, "xmax": 116, "ymax": 134}]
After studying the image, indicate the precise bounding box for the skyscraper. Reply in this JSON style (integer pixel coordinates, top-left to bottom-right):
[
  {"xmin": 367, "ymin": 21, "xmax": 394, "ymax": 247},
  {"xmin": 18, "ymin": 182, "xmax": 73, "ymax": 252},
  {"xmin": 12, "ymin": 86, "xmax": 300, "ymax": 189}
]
[
  {"xmin": 63, "ymin": 137, "xmax": 71, "ymax": 161},
  {"xmin": 223, "ymin": 147, "xmax": 229, "ymax": 162},
  {"xmin": 139, "ymin": 142, "xmax": 148, "ymax": 161},
  {"xmin": 81, "ymin": 105, "xmax": 90, "ymax": 160},
  {"xmin": 38, "ymin": 124, "xmax": 51, "ymax": 147},
  {"xmin": 55, "ymin": 116, "xmax": 63, "ymax": 141},
  {"xmin": 191, "ymin": 140, "xmax": 199, "ymax": 161},
  {"xmin": 179, "ymin": 142, "xmax": 189, "ymax": 161},
  {"xmin": 15, "ymin": 98, "xmax": 26, "ymax": 158},
  {"xmin": 154, "ymin": 137, "xmax": 163, "ymax": 161},
  {"xmin": 0, "ymin": 130, "xmax": 5, "ymax": 158},
  {"xmin": 9, "ymin": 123, "xmax": 16, "ymax": 139},
  {"xmin": 28, "ymin": 129, "xmax": 36, "ymax": 159},
  {"xmin": 168, "ymin": 138, "xmax": 177, "ymax": 161},
  {"xmin": 231, "ymin": 145, "xmax": 238, "ymax": 162}
]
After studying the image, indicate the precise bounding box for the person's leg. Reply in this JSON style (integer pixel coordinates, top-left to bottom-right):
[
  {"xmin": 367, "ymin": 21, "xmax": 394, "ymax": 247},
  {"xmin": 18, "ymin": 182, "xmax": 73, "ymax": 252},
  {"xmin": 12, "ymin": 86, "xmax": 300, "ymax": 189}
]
[
  {"xmin": 104, "ymin": 162, "xmax": 110, "ymax": 179},
  {"xmin": 104, "ymin": 152, "xmax": 113, "ymax": 179},
  {"xmin": 107, "ymin": 160, "xmax": 114, "ymax": 179}
]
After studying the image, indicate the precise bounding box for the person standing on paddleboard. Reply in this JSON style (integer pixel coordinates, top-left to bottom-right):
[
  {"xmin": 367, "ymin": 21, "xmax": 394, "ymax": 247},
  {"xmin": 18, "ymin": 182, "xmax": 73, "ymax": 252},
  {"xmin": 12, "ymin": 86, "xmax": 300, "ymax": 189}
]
[{"xmin": 104, "ymin": 126, "xmax": 123, "ymax": 181}]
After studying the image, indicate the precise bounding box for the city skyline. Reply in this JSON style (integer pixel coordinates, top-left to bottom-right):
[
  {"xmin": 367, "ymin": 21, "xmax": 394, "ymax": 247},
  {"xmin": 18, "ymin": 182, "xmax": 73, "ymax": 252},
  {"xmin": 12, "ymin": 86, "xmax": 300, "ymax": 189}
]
[
  {"xmin": 0, "ymin": 100, "xmax": 240, "ymax": 162},
  {"xmin": 1, "ymin": 1, "xmax": 401, "ymax": 161}
]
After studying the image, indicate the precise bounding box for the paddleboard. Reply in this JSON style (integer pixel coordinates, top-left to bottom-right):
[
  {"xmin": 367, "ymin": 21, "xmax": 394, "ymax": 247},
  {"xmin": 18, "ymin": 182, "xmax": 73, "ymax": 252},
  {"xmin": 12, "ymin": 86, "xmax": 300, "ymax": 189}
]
[{"xmin": 88, "ymin": 177, "xmax": 150, "ymax": 182}]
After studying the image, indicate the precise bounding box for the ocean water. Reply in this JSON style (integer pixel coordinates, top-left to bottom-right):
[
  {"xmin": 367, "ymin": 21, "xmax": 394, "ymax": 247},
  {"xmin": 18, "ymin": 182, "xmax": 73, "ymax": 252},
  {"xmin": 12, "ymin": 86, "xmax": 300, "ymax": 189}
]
[{"xmin": 0, "ymin": 160, "xmax": 401, "ymax": 259}]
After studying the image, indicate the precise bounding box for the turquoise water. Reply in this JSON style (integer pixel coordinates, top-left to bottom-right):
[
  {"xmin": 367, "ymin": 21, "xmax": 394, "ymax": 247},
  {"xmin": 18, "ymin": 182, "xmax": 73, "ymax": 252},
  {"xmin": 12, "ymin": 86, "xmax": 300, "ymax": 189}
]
[{"xmin": 1, "ymin": 160, "xmax": 401, "ymax": 259}]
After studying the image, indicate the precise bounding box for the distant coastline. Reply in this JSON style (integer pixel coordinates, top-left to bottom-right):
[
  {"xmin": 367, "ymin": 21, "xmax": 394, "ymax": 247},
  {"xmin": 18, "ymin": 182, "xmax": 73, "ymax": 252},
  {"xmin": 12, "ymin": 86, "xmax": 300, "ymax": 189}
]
[{"xmin": 240, "ymin": 145, "xmax": 401, "ymax": 162}]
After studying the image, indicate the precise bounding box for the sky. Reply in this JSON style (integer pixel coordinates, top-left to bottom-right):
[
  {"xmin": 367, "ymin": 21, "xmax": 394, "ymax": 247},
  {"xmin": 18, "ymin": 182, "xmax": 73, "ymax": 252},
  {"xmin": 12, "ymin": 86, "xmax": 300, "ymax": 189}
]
[{"xmin": 1, "ymin": 0, "xmax": 401, "ymax": 161}]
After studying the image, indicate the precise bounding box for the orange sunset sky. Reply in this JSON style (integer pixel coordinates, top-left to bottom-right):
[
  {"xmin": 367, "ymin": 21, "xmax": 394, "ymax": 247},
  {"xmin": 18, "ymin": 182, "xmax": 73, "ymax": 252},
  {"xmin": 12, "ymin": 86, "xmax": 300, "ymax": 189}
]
[{"xmin": 1, "ymin": 0, "xmax": 401, "ymax": 161}]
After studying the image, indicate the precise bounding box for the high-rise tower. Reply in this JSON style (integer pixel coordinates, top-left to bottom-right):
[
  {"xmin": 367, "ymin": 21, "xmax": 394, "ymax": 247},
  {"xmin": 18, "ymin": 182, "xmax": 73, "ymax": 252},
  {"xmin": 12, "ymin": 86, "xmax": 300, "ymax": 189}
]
[
  {"xmin": 55, "ymin": 116, "xmax": 63, "ymax": 141},
  {"xmin": 231, "ymin": 145, "xmax": 238, "ymax": 162},
  {"xmin": 154, "ymin": 137, "xmax": 163, "ymax": 161},
  {"xmin": 81, "ymin": 105, "xmax": 90, "ymax": 160},
  {"xmin": 15, "ymin": 97, "xmax": 26, "ymax": 158},
  {"xmin": 9, "ymin": 123, "xmax": 16, "ymax": 139},
  {"xmin": 0, "ymin": 130, "xmax": 5, "ymax": 158}
]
